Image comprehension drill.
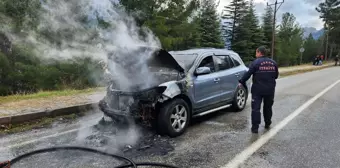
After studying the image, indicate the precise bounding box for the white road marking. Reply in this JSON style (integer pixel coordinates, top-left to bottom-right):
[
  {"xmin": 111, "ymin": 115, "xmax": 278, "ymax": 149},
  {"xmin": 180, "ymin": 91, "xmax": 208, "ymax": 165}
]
[{"xmin": 221, "ymin": 79, "xmax": 340, "ymax": 168}]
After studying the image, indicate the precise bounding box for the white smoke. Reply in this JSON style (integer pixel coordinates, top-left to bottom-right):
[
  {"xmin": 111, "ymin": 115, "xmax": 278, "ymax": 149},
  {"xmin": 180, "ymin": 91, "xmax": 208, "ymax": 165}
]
[
  {"xmin": 0, "ymin": 0, "xmax": 164, "ymax": 155},
  {"xmin": 75, "ymin": 114, "xmax": 140, "ymax": 153},
  {"xmin": 2, "ymin": 0, "xmax": 162, "ymax": 91}
]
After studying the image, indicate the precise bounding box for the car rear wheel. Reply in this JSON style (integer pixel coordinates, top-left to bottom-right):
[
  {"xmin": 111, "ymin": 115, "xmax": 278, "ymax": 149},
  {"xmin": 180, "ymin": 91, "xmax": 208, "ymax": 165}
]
[
  {"xmin": 156, "ymin": 98, "xmax": 190, "ymax": 137},
  {"xmin": 232, "ymin": 85, "xmax": 247, "ymax": 111}
]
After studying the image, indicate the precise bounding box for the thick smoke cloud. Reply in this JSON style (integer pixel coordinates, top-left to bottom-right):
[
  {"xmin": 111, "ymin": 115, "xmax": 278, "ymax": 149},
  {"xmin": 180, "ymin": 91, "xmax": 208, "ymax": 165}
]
[{"xmin": 2, "ymin": 0, "xmax": 162, "ymax": 91}]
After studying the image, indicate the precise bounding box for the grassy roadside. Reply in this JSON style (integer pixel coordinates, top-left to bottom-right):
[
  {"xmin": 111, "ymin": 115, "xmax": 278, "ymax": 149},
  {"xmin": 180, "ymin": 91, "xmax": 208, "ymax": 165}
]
[
  {"xmin": 0, "ymin": 87, "xmax": 105, "ymax": 104},
  {"xmin": 279, "ymin": 64, "xmax": 333, "ymax": 77},
  {"xmin": 0, "ymin": 113, "xmax": 84, "ymax": 135}
]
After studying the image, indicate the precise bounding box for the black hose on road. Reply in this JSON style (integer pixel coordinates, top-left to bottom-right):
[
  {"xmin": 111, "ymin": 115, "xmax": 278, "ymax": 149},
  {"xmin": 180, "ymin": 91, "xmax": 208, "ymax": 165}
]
[{"xmin": 1, "ymin": 146, "xmax": 180, "ymax": 168}]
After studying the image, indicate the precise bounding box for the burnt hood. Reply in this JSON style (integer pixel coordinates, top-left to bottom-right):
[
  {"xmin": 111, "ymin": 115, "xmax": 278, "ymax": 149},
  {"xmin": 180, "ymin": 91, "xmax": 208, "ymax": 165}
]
[
  {"xmin": 107, "ymin": 46, "xmax": 185, "ymax": 73},
  {"xmin": 146, "ymin": 48, "xmax": 185, "ymax": 72}
]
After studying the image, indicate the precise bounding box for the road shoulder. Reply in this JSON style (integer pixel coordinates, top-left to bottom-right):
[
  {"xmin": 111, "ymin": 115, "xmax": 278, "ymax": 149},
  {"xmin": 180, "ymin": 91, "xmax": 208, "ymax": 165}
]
[{"xmin": 0, "ymin": 63, "xmax": 335, "ymax": 126}]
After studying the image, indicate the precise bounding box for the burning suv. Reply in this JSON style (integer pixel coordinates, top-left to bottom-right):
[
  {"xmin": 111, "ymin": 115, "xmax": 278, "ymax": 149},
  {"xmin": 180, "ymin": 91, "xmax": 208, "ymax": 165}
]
[{"xmin": 99, "ymin": 47, "xmax": 250, "ymax": 137}]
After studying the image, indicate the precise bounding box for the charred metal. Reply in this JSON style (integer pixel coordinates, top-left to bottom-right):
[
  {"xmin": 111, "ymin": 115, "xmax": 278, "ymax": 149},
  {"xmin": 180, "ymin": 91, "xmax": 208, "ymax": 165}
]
[{"xmin": 99, "ymin": 47, "xmax": 188, "ymax": 125}]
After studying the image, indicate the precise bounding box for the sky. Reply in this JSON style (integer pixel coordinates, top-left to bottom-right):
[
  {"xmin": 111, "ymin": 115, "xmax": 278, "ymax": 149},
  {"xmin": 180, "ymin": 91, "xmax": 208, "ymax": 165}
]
[{"xmin": 217, "ymin": 0, "xmax": 324, "ymax": 30}]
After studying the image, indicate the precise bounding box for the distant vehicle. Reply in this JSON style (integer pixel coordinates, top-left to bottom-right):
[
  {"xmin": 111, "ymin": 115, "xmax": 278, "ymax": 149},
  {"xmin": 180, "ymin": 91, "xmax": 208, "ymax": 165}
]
[{"xmin": 99, "ymin": 47, "xmax": 250, "ymax": 137}]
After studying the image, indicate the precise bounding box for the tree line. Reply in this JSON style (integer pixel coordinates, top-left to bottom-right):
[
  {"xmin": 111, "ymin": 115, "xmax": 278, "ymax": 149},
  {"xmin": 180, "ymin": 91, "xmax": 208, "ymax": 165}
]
[
  {"xmin": 0, "ymin": 0, "xmax": 332, "ymax": 96},
  {"xmin": 224, "ymin": 0, "xmax": 328, "ymax": 65},
  {"xmin": 316, "ymin": 0, "xmax": 340, "ymax": 60}
]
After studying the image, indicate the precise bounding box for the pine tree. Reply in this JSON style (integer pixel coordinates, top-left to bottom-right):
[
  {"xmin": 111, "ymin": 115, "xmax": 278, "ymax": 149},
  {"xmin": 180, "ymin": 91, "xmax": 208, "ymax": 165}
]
[
  {"xmin": 262, "ymin": 6, "xmax": 273, "ymax": 50},
  {"xmin": 120, "ymin": 0, "xmax": 201, "ymax": 50},
  {"xmin": 198, "ymin": 0, "xmax": 224, "ymax": 48},
  {"xmin": 184, "ymin": 16, "xmax": 201, "ymax": 49},
  {"xmin": 222, "ymin": 0, "xmax": 247, "ymax": 44},
  {"xmin": 2, "ymin": 0, "xmax": 41, "ymax": 31},
  {"xmin": 277, "ymin": 12, "xmax": 303, "ymax": 66},
  {"xmin": 228, "ymin": 0, "xmax": 263, "ymax": 63},
  {"xmin": 316, "ymin": 0, "xmax": 340, "ymax": 58},
  {"xmin": 245, "ymin": 0, "xmax": 263, "ymax": 60},
  {"xmin": 303, "ymin": 33, "xmax": 318, "ymax": 63}
]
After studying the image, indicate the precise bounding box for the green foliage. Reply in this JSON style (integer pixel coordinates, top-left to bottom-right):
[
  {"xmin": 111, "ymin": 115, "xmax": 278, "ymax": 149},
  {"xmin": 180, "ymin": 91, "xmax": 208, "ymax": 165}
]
[
  {"xmin": 223, "ymin": 0, "xmax": 319, "ymax": 67},
  {"xmin": 224, "ymin": 0, "xmax": 263, "ymax": 63},
  {"xmin": 241, "ymin": 0, "xmax": 263, "ymax": 62},
  {"xmin": 276, "ymin": 13, "xmax": 303, "ymax": 66},
  {"xmin": 121, "ymin": 0, "xmax": 201, "ymax": 50},
  {"xmin": 222, "ymin": 0, "xmax": 248, "ymax": 43},
  {"xmin": 316, "ymin": 0, "xmax": 340, "ymax": 56},
  {"xmin": 262, "ymin": 6, "xmax": 273, "ymax": 50},
  {"xmin": 197, "ymin": 0, "xmax": 224, "ymax": 48},
  {"xmin": 1, "ymin": 0, "xmax": 41, "ymax": 31},
  {"xmin": 303, "ymin": 33, "xmax": 322, "ymax": 63},
  {"xmin": 0, "ymin": 45, "xmax": 104, "ymax": 96},
  {"xmin": 0, "ymin": 52, "xmax": 11, "ymax": 95}
]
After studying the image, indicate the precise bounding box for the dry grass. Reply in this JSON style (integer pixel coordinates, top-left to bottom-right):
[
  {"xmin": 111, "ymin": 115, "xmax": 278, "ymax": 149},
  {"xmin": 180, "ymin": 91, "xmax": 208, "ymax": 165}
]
[
  {"xmin": 0, "ymin": 113, "xmax": 79, "ymax": 135},
  {"xmin": 0, "ymin": 88, "xmax": 105, "ymax": 104},
  {"xmin": 0, "ymin": 96, "xmax": 89, "ymax": 117},
  {"xmin": 280, "ymin": 64, "xmax": 333, "ymax": 77},
  {"xmin": 279, "ymin": 61, "xmax": 331, "ymax": 71}
]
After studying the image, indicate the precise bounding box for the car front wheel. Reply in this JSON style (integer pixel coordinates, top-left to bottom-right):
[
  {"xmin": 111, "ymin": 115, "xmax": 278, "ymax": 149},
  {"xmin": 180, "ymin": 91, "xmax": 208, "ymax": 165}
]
[
  {"xmin": 156, "ymin": 98, "xmax": 190, "ymax": 137},
  {"xmin": 232, "ymin": 85, "xmax": 247, "ymax": 111}
]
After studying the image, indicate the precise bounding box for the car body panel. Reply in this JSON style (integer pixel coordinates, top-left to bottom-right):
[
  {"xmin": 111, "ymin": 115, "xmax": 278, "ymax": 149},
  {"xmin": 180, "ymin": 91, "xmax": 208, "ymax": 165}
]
[
  {"xmin": 213, "ymin": 52, "xmax": 248, "ymax": 100},
  {"xmin": 192, "ymin": 71, "xmax": 223, "ymax": 109},
  {"xmin": 214, "ymin": 66, "xmax": 237, "ymax": 101},
  {"xmin": 159, "ymin": 81, "xmax": 182, "ymax": 99},
  {"xmin": 187, "ymin": 52, "xmax": 223, "ymax": 109}
]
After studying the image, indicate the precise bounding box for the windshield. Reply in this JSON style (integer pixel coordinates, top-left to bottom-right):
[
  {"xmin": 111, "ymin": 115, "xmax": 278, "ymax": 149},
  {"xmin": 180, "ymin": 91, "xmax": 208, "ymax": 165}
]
[{"xmin": 171, "ymin": 54, "xmax": 198, "ymax": 71}]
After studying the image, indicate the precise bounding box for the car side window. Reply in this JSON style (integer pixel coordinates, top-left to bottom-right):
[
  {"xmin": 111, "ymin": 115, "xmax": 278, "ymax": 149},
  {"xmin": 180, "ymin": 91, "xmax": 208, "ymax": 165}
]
[
  {"xmin": 230, "ymin": 56, "xmax": 241, "ymax": 67},
  {"xmin": 215, "ymin": 55, "xmax": 233, "ymax": 71},
  {"xmin": 198, "ymin": 56, "xmax": 215, "ymax": 72}
]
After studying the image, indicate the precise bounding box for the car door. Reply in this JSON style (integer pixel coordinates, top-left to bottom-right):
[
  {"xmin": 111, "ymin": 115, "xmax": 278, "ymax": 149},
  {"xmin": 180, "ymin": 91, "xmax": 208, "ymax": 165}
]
[
  {"xmin": 229, "ymin": 54, "xmax": 248, "ymax": 80},
  {"xmin": 214, "ymin": 55, "xmax": 240, "ymax": 102},
  {"xmin": 193, "ymin": 55, "xmax": 223, "ymax": 109}
]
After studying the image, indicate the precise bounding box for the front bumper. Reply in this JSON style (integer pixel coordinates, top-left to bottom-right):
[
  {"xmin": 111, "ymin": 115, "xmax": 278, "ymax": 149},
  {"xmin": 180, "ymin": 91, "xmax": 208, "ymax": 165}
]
[{"xmin": 99, "ymin": 99, "xmax": 136, "ymax": 119}]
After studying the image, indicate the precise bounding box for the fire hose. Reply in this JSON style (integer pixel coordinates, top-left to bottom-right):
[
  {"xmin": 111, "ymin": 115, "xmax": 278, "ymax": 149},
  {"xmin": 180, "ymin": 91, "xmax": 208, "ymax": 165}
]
[{"xmin": 0, "ymin": 146, "xmax": 180, "ymax": 168}]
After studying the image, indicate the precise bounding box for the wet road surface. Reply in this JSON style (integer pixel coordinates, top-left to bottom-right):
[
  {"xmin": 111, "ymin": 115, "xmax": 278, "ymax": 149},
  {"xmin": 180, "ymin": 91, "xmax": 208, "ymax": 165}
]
[{"xmin": 1, "ymin": 67, "xmax": 340, "ymax": 168}]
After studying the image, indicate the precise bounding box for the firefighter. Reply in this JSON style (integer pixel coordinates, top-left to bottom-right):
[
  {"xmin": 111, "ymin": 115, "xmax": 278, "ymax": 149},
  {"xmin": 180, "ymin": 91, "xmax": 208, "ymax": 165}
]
[{"xmin": 239, "ymin": 46, "xmax": 279, "ymax": 133}]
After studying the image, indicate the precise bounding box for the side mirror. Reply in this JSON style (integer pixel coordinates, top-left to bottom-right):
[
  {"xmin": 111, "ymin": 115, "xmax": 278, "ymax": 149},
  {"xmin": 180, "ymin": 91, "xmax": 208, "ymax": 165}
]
[{"xmin": 195, "ymin": 67, "xmax": 211, "ymax": 76}]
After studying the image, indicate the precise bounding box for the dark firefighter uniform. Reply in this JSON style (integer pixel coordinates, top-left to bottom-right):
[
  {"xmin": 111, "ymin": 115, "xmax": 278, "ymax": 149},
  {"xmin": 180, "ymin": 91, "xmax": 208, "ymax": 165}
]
[{"xmin": 239, "ymin": 56, "xmax": 279, "ymax": 131}]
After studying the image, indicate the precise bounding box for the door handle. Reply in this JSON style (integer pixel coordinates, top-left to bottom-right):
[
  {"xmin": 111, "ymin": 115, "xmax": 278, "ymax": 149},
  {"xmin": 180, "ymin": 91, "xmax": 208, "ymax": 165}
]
[
  {"xmin": 235, "ymin": 73, "xmax": 240, "ymax": 76},
  {"xmin": 214, "ymin": 78, "xmax": 220, "ymax": 82}
]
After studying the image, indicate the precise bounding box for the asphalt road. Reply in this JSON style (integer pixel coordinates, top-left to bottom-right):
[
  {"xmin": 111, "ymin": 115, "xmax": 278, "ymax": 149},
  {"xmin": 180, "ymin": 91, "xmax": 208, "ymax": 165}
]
[{"xmin": 1, "ymin": 67, "xmax": 340, "ymax": 168}]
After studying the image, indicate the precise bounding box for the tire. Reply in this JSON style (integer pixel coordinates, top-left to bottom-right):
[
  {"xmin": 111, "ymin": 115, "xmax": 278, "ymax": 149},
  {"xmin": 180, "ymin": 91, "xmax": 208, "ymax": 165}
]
[
  {"xmin": 156, "ymin": 98, "xmax": 190, "ymax": 137},
  {"xmin": 231, "ymin": 84, "xmax": 247, "ymax": 112}
]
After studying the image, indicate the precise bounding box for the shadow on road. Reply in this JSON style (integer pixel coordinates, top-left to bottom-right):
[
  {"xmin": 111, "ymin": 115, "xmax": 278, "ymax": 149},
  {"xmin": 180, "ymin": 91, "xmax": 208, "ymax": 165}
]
[{"xmin": 86, "ymin": 107, "xmax": 240, "ymax": 158}]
